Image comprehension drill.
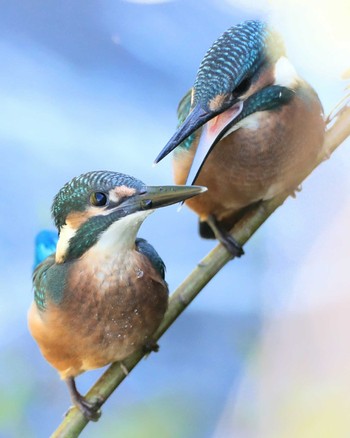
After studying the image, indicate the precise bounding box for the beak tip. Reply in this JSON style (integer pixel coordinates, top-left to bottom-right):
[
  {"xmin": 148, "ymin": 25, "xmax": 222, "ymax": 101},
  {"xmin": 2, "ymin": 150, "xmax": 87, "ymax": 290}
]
[
  {"xmin": 154, "ymin": 149, "xmax": 167, "ymax": 165},
  {"xmin": 191, "ymin": 185, "xmax": 208, "ymax": 195},
  {"xmin": 184, "ymin": 185, "xmax": 207, "ymax": 199},
  {"xmin": 155, "ymin": 141, "xmax": 174, "ymax": 164}
]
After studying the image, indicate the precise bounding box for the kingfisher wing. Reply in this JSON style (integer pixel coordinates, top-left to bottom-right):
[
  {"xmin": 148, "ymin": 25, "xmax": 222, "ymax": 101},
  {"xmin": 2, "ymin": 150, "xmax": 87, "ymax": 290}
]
[
  {"xmin": 176, "ymin": 89, "xmax": 197, "ymax": 152},
  {"xmin": 135, "ymin": 238, "xmax": 166, "ymax": 281},
  {"xmin": 177, "ymin": 89, "xmax": 192, "ymax": 124},
  {"xmin": 32, "ymin": 254, "xmax": 56, "ymax": 311}
]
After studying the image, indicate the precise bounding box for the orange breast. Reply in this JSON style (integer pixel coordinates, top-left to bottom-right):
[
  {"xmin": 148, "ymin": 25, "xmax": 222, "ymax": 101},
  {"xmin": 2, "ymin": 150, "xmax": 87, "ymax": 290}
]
[
  {"xmin": 28, "ymin": 251, "xmax": 168, "ymax": 379},
  {"xmin": 173, "ymin": 88, "xmax": 325, "ymax": 227}
]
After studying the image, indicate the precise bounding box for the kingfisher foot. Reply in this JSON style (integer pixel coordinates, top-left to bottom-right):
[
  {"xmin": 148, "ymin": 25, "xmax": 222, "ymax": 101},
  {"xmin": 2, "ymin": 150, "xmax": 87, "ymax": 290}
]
[
  {"xmin": 65, "ymin": 377, "xmax": 102, "ymax": 422},
  {"xmin": 220, "ymin": 234, "xmax": 244, "ymax": 258},
  {"xmin": 73, "ymin": 397, "xmax": 101, "ymax": 422},
  {"xmin": 143, "ymin": 340, "xmax": 159, "ymax": 354},
  {"xmin": 206, "ymin": 215, "xmax": 244, "ymax": 258},
  {"xmin": 290, "ymin": 185, "xmax": 302, "ymax": 199}
]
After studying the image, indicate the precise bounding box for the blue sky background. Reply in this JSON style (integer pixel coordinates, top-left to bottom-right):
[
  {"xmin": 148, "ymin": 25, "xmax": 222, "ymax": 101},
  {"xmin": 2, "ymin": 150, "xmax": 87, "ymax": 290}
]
[{"xmin": 1, "ymin": 1, "xmax": 349, "ymax": 437}]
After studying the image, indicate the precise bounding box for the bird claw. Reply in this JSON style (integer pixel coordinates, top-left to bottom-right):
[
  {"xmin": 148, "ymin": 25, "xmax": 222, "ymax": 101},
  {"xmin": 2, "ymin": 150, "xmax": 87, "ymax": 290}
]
[
  {"xmin": 65, "ymin": 377, "xmax": 102, "ymax": 422},
  {"xmin": 205, "ymin": 215, "xmax": 244, "ymax": 258},
  {"xmin": 78, "ymin": 401, "xmax": 102, "ymax": 422},
  {"xmin": 66, "ymin": 398, "xmax": 102, "ymax": 422},
  {"xmin": 143, "ymin": 340, "xmax": 159, "ymax": 354},
  {"xmin": 221, "ymin": 235, "xmax": 244, "ymax": 258},
  {"xmin": 290, "ymin": 185, "xmax": 302, "ymax": 198}
]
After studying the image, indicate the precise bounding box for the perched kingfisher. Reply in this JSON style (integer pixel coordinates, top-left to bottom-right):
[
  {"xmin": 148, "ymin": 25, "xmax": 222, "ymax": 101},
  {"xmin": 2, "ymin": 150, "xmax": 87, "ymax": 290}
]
[
  {"xmin": 155, "ymin": 20, "xmax": 325, "ymax": 256},
  {"xmin": 28, "ymin": 171, "xmax": 205, "ymax": 420}
]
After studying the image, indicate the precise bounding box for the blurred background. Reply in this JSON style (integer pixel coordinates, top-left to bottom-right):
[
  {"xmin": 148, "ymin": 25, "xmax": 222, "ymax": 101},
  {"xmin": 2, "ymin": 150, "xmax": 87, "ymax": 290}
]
[{"xmin": 1, "ymin": 0, "xmax": 350, "ymax": 437}]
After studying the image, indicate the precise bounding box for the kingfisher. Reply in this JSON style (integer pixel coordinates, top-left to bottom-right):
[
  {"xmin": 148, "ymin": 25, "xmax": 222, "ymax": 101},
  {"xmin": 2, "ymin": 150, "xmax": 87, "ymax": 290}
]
[
  {"xmin": 28, "ymin": 171, "xmax": 205, "ymax": 420},
  {"xmin": 155, "ymin": 20, "xmax": 325, "ymax": 256}
]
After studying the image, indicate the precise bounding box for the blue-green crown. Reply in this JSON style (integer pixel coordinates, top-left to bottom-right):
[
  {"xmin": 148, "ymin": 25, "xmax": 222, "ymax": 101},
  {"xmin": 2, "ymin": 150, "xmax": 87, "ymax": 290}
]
[
  {"xmin": 52, "ymin": 171, "xmax": 145, "ymax": 230},
  {"xmin": 193, "ymin": 20, "xmax": 285, "ymax": 107}
]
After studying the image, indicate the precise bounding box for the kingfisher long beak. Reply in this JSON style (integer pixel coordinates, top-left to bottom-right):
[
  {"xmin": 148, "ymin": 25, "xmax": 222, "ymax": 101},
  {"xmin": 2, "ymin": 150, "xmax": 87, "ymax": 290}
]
[
  {"xmin": 186, "ymin": 101, "xmax": 244, "ymax": 185},
  {"xmin": 119, "ymin": 185, "xmax": 207, "ymax": 216},
  {"xmin": 185, "ymin": 86, "xmax": 296, "ymax": 185},
  {"xmin": 154, "ymin": 99, "xmax": 244, "ymax": 186},
  {"xmin": 154, "ymin": 104, "xmax": 214, "ymax": 164},
  {"xmin": 139, "ymin": 185, "xmax": 207, "ymax": 209}
]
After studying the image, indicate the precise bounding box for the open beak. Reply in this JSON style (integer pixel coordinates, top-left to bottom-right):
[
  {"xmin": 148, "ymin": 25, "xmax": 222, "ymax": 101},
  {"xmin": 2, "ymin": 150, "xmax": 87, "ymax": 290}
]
[
  {"xmin": 119, "ymin": 184, "xmax": 207, "ymax": 216},
  {"xmin": 154, "ymin": 100, "xmax": 244, "ymax": 185}
]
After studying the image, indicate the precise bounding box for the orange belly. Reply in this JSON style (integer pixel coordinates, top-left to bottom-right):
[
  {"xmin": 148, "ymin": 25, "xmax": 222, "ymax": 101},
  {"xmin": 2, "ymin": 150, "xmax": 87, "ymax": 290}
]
[
  {"xmin": 28, "ymin": 251, "xmax": 168, "ymax": 379},
  {"xmin": 173, "ymin": 96, "xmax": 325, "ymax": 228}
]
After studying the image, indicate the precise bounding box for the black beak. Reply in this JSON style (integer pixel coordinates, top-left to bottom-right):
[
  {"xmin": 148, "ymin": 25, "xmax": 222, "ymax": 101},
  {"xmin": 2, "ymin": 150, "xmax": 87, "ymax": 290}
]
[
  {"xmin": 154, "ymin": 104, "xmax": 214, "ymax": 164},
  {"xmin": 119, "ymin": 184, "xmax": 207, "ymax": 216},
  {"xmin": 139, "ymin": 185, "xmax": 207, "ymax": 209}
]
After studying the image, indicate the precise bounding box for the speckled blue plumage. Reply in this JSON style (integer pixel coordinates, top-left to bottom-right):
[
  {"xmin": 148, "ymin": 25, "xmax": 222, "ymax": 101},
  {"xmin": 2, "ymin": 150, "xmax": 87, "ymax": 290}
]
[
  {"xmin": 53, "ymin": 171, "xmax": 145, "ymax": 229},
  {"xmin": 175, "ymin": 89, "xmax": 194, "ymax": 153},
  {"xmin": 193, "ymin": 20, "xmax": 284, "ymax": 107},
  {"xmin": 231, "ymin": 85, "xmax": 295, "ymax": 125},
  {"xmin": 33, "ymin": 179, "xmax": 167, "ymax": 310},
  {"xmin": 32, "ymin": 237, "xmax": 166, "ymax": 312},
  {"xmin": 176, "ymin": 85, "xmax": 294, "ymax": 152},
  {"xmin": 33, "ymin": 254, "xmax": 66, "ymax": 311}
]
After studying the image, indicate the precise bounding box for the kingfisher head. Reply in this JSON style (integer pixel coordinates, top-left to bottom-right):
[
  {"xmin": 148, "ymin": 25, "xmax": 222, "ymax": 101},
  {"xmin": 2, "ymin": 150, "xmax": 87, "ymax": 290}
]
[
  {"xmin": 155, "ymin": 20, "xmax": 299, "ymax": 183},
  {"xmin": 52, "ymin": 171, "xmax": 205, "ymax": 263}
]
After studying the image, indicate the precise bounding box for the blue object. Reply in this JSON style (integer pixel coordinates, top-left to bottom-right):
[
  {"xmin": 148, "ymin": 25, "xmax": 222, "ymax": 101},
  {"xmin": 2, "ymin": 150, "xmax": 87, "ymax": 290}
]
[{"xmin": 34, "ymin": 230, "xmax": 58, "ymax": 270}]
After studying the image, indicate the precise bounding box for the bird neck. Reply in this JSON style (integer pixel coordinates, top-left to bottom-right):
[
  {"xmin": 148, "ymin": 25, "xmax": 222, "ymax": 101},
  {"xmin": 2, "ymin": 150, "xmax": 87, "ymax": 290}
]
[
  {"xmin": 87, "ymin": 210, "xmax": 152, "ymax": 258},
  {"xmin": 56, "ymin": 210, "xmax": 152, "ymax": 263}
]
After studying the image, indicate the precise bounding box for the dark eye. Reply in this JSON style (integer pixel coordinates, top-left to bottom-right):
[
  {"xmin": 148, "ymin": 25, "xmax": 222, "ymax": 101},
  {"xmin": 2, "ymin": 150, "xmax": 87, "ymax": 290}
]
[
  {"xmin": 90, "ymin": 192, "xmax": 108, "ymax": 207},
  {"xmin": 232, "ymin": 77, "xmax": 251, "ymax": 97}
]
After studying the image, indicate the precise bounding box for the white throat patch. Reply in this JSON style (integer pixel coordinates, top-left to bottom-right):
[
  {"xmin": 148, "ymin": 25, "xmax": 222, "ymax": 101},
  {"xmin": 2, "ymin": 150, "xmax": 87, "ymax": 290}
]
[
  {"xmin": 274, "ymin": 56, "xmax": 299, "ymax": 89},
  {"xmin": 91, "ymin": 210, "xmax": 153, "ymax": 256},
  {"xmin": 55, "ymin": 210, "xmax": 153, "ymax": 263}
]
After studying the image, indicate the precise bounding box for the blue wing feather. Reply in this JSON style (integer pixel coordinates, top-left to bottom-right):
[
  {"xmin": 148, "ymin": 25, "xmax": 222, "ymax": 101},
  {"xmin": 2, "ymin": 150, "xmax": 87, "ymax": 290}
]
[
  {"xmin": 33, "ymin": 230, "xmax": 67, "ymax": 312},
  {"xmin": 135, "ymin": 238, "xmax": 166, "ymax": 281},
  {"xmin": 175, "ymin": 89, "xmax": 196, "ymax": 153},
  {"xmin": 32, "ymin": 254, "xmax": 56, "ymax": 311}
]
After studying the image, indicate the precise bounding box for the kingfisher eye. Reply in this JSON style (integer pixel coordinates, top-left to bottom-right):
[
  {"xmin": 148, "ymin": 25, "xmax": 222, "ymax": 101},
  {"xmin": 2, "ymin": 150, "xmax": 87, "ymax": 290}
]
[
  {"xmin": 90, "ymin": 192, "xmax": 108, "ymax": 207},
  {"xmin": 232, "ymin": 77, "xmax": 251, "ymax": 98}
]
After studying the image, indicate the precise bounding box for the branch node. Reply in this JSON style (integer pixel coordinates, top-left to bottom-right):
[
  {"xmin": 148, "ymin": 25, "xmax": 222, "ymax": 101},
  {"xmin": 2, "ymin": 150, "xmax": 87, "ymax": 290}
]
[
  {"xmin": 177, "ymin": 293, "xmax": 189, "ymax": 306},
  {"xmin": 119, "ymin": 362, "xmax": 129, "ymax": 376}
]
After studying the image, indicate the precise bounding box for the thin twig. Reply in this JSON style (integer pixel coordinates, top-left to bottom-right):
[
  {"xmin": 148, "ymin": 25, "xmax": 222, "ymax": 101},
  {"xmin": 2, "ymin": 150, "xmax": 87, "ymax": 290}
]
[{"xmin": 51, "ymin": 97, "xmax": 350, "ymax": 438}]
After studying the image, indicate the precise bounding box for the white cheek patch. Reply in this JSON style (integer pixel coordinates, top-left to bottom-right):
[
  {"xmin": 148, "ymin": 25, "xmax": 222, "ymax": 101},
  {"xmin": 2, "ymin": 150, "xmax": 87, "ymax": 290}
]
[
  {"xmin": 55, "ymin": 224, "xmax": 77, "ymax": 263},
  {"xmin": 274, "ymin": 56, "xmax": 299, "ymax": 89},
  {"xmin": 55, "ymin": 206, "xmax": 151, "ymax": 263}
]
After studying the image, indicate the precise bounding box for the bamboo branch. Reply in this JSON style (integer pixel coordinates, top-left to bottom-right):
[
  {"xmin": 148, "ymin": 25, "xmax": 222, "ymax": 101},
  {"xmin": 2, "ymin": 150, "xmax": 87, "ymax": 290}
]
[{"xmin": 51, "ymin": 97, "xmax": 350, "ymax": 438}]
